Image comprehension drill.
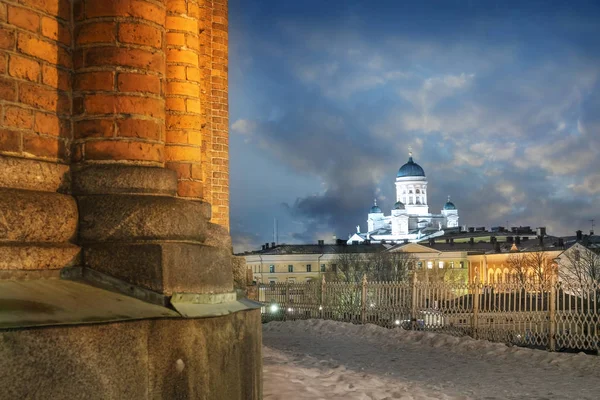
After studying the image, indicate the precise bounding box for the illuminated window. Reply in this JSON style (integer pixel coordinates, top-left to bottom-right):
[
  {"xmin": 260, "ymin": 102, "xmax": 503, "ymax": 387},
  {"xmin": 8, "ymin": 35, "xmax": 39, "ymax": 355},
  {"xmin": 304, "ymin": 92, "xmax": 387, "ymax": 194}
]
[
  {"xmin": 439, "ymin": 261, "xmax": 444, "ymax": 269},
  {"xmin": 427, "ymin": 261, "xmax": 433, "ymax": 269},
  {"xmin": 269, "ymin": 265, "xmax": 275, "ymax": 273},
  {"xmin": 449, "ymin": 261, "xmax": 454, "ymax": 269}
]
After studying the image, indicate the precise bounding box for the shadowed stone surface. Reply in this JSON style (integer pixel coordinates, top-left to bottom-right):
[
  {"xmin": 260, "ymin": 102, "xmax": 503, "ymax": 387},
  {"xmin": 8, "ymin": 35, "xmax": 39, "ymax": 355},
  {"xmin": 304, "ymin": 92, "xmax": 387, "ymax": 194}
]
[
  {"xmin": 204, "ymin": 222, "xmax": 233, "ymax": 252},
  {"xmin": 84, "ymin": 243, "xmax": 234, "ymax": 295},
  {"xmin": 0, "ymin": 243, "xmax": 80, "ymax": 271},
  {"xmin": 0, "ymin": 189, "xmax": 78, "ymax": 243},
  {"xmin": 0, "ymin": 310, "xmax": 262, "ymax": 400},
  {"xmin": 72, "ymin": 165, "xmax": 178, "ymax": 196},
  {"xmin": 78, "ymin": 195, "xmax": 211, "ymax": 243},
  {"xmin": 0, "ymin": 155, "xmax": 70, "ymax": 193}
]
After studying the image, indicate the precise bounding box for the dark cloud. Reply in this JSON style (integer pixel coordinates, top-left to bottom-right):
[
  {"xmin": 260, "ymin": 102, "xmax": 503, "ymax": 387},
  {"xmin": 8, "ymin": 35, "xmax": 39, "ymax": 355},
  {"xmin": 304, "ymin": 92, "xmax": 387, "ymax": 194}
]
[{"xmin": 229, "ymin": 0, "xmax": 600, "ymax": 252}]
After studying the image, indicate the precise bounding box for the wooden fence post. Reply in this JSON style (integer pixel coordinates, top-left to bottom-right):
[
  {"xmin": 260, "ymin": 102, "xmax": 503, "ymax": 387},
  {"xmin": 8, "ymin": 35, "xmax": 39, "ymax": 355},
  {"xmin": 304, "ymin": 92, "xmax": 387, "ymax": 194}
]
[
  {"xmin": 361, "ymin": 274, "xmax": 367, "ymax": 324},
  {"xmin": 548, "ymin": 269, "xmax": 557, "ymax": 352},
  {"xmin": 472, "ymin": 268, "xmax": 480, "ymax": 340},
  {"xmin": 411, "ymin": 272, "xmax": 418, "ymax": 329},
  {"xmin": 320, "ymin": 275, "xmax": 326, "ymax": 318}
]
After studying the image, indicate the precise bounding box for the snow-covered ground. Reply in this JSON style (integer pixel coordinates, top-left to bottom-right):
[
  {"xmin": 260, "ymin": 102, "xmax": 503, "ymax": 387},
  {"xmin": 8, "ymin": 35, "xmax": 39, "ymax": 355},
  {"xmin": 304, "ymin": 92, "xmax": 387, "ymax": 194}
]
[{"xmin": 263, "ymin": 320, "xmax": 600, "ymax": 399}]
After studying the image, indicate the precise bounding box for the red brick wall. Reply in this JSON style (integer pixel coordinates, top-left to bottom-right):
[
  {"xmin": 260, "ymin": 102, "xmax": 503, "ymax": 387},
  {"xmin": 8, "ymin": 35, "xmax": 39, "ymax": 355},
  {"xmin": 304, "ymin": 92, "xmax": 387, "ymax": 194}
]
[
  {"xmin": 72, "ymin": 0, "xmax": 166, "ymax": 165},
  {"xmin": 0, "ymin": 0, "xmax": 229, "ymax": 228},
  {"xmin": 0, "ymin": 0, "xmax": 71, "ymax": 163}
]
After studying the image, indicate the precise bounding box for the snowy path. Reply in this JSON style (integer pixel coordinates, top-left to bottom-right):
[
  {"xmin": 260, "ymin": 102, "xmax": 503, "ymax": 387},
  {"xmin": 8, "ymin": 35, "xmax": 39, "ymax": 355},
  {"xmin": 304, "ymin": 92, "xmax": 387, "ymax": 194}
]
[{"xmin": 262, "ymin": 320, "xmax": 600, "ymax": 400}]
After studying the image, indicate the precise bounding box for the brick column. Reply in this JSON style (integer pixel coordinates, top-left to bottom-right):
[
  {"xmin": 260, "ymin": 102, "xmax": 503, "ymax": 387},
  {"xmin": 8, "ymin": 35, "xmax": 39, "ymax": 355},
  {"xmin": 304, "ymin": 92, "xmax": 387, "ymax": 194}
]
[
  {"xmin": 0, "ymin": 0, "xmax": 78, "ymax": 277},
  {"xmin": 164, "ymin": 0, "xmax": 204, "ymax": 198},
  {"xmin": 72, "ymin": 0, "xmax": 166, "ymax": 165}
]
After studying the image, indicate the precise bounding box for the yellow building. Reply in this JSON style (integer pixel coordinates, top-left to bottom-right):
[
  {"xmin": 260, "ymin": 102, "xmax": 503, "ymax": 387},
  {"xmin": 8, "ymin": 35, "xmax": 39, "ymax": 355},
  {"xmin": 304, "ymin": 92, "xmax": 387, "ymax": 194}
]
[{"xmin": 241, "ymin": 242, "xmax": 387, "ymax": 283}]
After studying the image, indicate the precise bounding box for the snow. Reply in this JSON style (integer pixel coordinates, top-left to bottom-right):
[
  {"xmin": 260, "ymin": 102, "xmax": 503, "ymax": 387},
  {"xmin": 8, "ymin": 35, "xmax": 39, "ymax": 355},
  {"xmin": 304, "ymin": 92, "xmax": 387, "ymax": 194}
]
[{"xmin": 263, "ymin": 320, "xmax": 600, "ymax": 399}]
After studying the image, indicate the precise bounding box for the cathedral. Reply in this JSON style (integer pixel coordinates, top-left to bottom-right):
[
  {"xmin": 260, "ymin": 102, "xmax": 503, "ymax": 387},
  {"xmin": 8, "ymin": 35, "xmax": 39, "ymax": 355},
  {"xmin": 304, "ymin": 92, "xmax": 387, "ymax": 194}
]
[{"xmin": 347, "ymin": 153, "xmax": 459, "ymax": 244}]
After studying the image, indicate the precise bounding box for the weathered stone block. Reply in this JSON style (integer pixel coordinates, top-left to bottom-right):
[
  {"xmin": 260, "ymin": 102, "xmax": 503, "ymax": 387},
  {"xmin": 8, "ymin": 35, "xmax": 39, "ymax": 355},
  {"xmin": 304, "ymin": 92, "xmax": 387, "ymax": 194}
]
[
  {"xmin": 84, "ymin": 242, "xmax": 233, "ymax": 295},
  {"xmin": 78, "ymin": 195, "xmax": 211, "ymax": 242},
  {"xmin": 72, "ymin": 164, "xmax": 178, "ymax": 196},
  {"xmin": 204, "ymin": 221, "xmax": 232, "ymax": 251},
  {"xmin": 0, "ymin": 155, "xmax": 70, "ymax": 193},
  {"xmin": 0, "ymin": 310, "xmax": 262, "ymax": 400},
  {"xmin": 0, "ymin": 188, "xmax": 78, "ymax": 243},
  {"xmin": 0, "ymin": 243, "xmax": 80, "ymax": 271}
]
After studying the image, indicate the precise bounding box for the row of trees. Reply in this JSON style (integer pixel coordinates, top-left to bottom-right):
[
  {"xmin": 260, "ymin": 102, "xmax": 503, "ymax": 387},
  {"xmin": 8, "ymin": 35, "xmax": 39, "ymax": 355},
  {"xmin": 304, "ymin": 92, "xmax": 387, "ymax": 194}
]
[{"xmin": 327, "ymin": 246, "xmax": 600, "ymax": 289}]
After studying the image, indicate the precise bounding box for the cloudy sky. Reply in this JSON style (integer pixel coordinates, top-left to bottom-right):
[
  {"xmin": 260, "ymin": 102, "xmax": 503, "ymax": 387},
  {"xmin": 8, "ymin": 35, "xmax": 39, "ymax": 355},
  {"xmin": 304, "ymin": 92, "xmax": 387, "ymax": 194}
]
[{"xmin": 228, "ymin": 0, "xmax": 600, "ymax": 253}]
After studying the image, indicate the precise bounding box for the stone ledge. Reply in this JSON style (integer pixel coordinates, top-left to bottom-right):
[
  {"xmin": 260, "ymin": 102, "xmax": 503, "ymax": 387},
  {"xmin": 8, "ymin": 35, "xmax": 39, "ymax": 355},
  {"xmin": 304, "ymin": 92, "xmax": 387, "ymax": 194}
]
[
  {"xmin": 0, "ymin": 155, "xmax": 70, "ymax": 193},
  {"xmin": 0, "ymin": 189, "xmax": 78, "ymax": 243},
  {"xmin": 84, "ymin": 242, "xmax": 234, "ymax": 295},
  {"xmin": 78, "ymin": 195, "xmax": 211, "ymax": 242},
  {"xmin": 0, "ymin": 243, "xmax": 80, "ymax": 271},
  {"xmin": 72, "ymin": 164, "xmax": 178, "ymax": 196}
]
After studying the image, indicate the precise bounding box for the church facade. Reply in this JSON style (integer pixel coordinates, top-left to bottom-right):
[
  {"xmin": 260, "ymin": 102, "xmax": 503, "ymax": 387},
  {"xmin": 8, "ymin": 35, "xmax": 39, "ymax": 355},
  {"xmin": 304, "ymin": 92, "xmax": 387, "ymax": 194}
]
[{"xmin": 348, "ymin": 153, "xmax": 459, "ymax": 244}]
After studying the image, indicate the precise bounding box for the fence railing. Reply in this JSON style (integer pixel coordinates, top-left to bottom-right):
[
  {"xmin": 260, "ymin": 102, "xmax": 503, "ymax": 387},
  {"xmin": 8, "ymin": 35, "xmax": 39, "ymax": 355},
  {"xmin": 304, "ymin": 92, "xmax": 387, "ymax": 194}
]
[{"xmin": 250, "ymin": 275, "xmax": 600, "ymax": 353}]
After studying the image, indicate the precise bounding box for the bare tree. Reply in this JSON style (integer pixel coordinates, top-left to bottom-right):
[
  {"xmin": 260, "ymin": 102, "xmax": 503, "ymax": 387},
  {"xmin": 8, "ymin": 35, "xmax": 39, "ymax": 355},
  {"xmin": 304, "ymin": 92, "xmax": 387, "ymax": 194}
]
[
  {"xmin": 559, "ymin": 246, "xmax": 600, "ymax": 287},
  {"xmin": 524, "ymin": 250, "xmax": 556, "ymax": 291},
  {"xmin": 330, "ymin": 250, "xmax": 415, "ymax": 283},
  {"xmin": 506, "ymin": 253, "xmax": 528, "ymax": 285}
]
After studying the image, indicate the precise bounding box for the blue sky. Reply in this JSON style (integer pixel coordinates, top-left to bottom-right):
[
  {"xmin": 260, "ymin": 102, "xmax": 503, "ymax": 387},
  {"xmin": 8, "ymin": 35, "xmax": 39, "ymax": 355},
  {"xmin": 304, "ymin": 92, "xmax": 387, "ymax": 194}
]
[{"xmin": 228, "ymin": 0, "xmax": 600, "ymax": 252}]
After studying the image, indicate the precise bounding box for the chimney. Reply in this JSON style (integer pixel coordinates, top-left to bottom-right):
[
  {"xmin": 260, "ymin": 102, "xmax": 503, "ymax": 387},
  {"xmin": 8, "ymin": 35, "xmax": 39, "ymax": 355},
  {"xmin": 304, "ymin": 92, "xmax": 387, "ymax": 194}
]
[
  {"xmin": 265, "ymin": 242, "xmax": 269, "ymax": 249},
  {"xmin": 318, "ymin": 239, "xmax": 324, "ymax": 246},
  {"xmin": 515, "ymin": 236, "xmax": 521, "ymax": 245},
  {"xmin": 429, "ymin": 238, "xmax": 435, "ymax": 246},
  {"xmin": 507, "ymin": 236, "xmax": 514, "ymax": 243},
  {"xmin": 445, "ymin": 238, "xmax": 450, "ymax": 244},
  {"xmin": 450, "ymin": 238, "xmax": 454, "ymax": 245},
  {"xmin": 494, "ymin": 242, "xmax": 501, "ymax": 253},
  {"xmin": 404, "ymin": 239, "xmax": 409, "ymax": 244},
  {"xmin": 469, "ymin": 237, "xmax": 474, "ymax": 245},
  {"xmin": 537, "ymin": 227, "xmax": 546, "ymax": 237},
  {"xmin": 261, "ymin": 245, "xmax": 266, "ymax": 250},
  {"xmin": 271, "ymin": 242, "xmax": 276, "ymax": 248},
  {"xmin": 490, "ymin": 236, "xmax": 497, "ymax": 244},
  {"xmin": 468, "ymin": 227, "xmax": 475, "ymax": 233},
  {"xmin": 576, "ymin": 230, "xmax": 583, "ymax": 241},
  {"xmin": 591, "ymin": 231, "xmax": 595, "ymax": 236},
  {"xmin": 558, "ymin": 238, "xmax": 564, "ymax": 248}
]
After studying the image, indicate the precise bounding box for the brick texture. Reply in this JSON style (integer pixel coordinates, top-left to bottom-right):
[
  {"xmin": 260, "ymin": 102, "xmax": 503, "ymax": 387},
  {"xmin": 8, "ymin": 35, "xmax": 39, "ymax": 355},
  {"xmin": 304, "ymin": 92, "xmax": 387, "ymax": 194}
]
[
  {"xmin": 164, "ymin": 0, "xmax": 229, "ymax": 228},
  {"xmin": 0, "ymin": 0, "xmax": 72, "ymax": 162},
  {"xmin": 72, "ymin": 0, "xmax": 166, "ymax": 165},
  {"xmin": 0, "ymin": 0, "xmax": 229, "ymax": 228}
]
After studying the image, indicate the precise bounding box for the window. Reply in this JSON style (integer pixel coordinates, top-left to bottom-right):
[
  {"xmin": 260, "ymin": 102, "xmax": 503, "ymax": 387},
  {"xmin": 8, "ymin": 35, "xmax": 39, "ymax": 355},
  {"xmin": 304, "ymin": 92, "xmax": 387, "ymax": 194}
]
[
  {"xmin": 288, "ymin": 265, "xmax": 294, "ymax": 273},
  {"xmin": 306, "ymin": 264, "xmax": 312, "ymax": 272},
  {"xmin": 417, "ymin": 261, "xmax": 423, "ymax": 269},
  {"xmin": 320, "ymin": 264, "xmax": 326, "ymax": 272},
  {"xmin": 438, "ymin": 261, "xmax": 444, "ymax": 269},
  {"xmin": 427, "ymin": 261, "xmax": 433, "ymax": 269},
  {"xmin": 460, "ymin": 261, "xmax": 465, "ymax": 269},
  {"xmin": 269, "ymin": 265, "xmax": 275, "ymax": 273},
  {"xmin": 449, "ymin": 261, "xmax": 454, "ymax": 269}
]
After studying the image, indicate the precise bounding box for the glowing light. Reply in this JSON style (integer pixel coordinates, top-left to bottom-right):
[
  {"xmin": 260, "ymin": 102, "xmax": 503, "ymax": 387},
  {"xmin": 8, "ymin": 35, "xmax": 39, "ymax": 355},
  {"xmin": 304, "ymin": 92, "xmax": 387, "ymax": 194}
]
[
  {"xmin": 394, "ymin": 320, "xmax": 401, "ymax": 326},
  {"xmin": 287, "ymin": 307, "xmax": 293, "ymax": 312},
  {"xmin": 269, "ymin": 304, "xmax": 279, "ymax": 313},
  {"xmin": 370, "ymin": 303, "xmax": 375, "ymax": 308},
  {"xmin": 318, "ymin": 305, "xmax": 323, "ymax": 311}
]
